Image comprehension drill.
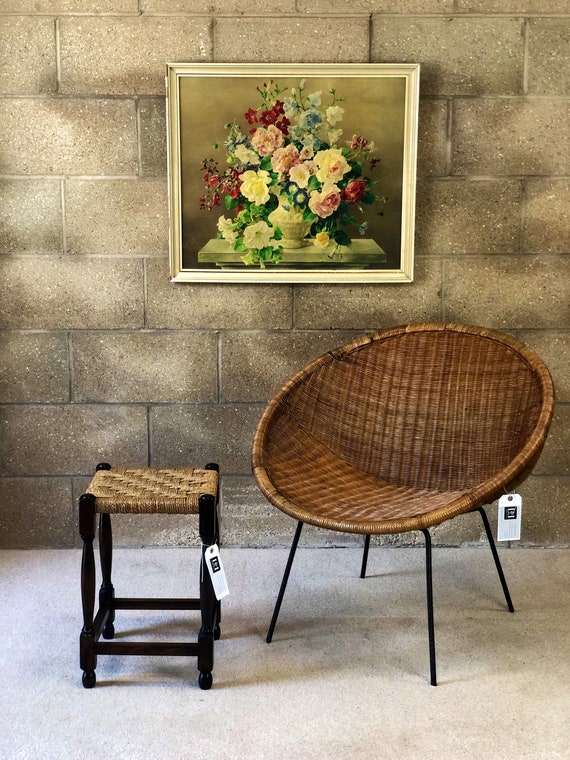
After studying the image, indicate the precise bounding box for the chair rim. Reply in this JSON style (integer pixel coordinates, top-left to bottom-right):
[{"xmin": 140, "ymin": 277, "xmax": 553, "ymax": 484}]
[{"xmin": 251, "ymin": 322, "xmax": 556, "ymax": 535}]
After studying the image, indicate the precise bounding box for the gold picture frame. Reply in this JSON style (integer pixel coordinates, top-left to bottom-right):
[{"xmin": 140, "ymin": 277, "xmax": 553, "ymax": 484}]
[{"xmin": 166, "ymin": 63, "xmax": 419, "ymax": 283}]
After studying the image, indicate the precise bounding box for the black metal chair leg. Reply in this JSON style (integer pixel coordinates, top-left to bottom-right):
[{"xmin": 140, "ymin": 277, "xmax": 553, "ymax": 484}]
[
  {"xmin": 360, "ymin": 534, "xmax": 371, "ymax": 578},
  {"xmin": 421, "ymin": 528, "xmax": 437, "ymax": 686},
  {"xmin": 266, "ymin": 521, "xmax": 304, "ymax": 643},
  {"xmin": 477, "ymin": 506, "xmax": 515, "ymax": 613}
]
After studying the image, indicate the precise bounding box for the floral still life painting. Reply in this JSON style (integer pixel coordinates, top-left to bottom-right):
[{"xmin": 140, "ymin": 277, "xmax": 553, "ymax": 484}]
[
  {"xmin": 166, "ymin": 64, "xmax": 419, "ymax": 283},
  {"xmin": 199, "ymin": 79, "xmax": 385, "ymax": 268}
]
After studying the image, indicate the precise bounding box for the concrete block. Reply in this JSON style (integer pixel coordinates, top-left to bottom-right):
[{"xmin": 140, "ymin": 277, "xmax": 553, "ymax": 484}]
[
  {"xmin": 141, "ymin": 0, "xmax": 295, "ymax": 10},
  {"xmin": 517, "ymin": 331, "xmax": 570, "ymax": 403},
  {"xmin": 444, "ymin": 256, "xmax": 570, "ymax": 330},
  {"xmin": 0, "ymin": 99, "xmax": 137, "ymax": 176},
  {"xmin": 431, "ymin": 511, "xmax": 485, "ymax": 546},
  {"xmin": 417, "ymin": 100, "xmax": 448, "ymax": 178},
  {"xmin": 65, "ymin": 179, "xmax": 168, "ymax": 255},
  {"xmin": 0, "ymin": 332, "xmax": 69, "ymax": 403},
  {"xmin": 372, "ymin": 17, "xmax": 523, "ymax": 96},
  {"xmin": 452, "ymin": 99, "xmax": 570, "ymax": 176},
  {"xmin": 0, "ymin": 256, "xmax": 144, "ymax": 329},
  {"xmin": 0, "ymin": 180, "xmax": 62, "ymax": 254},
  {"xmin": 59, "ymin": 17, "xmax": 212, "ymax": 95},
  {"xmin": 145, "ymin": 258, "xmax": 293, "ymax": 329},
  {"xmin": 150, "ymin": 404, "xmax": 263, "ymax": 475},
  {"xmin": 220, "ymin": 475, "xmax": 298, "ymax": 547},
  {"xmin": 455, "ymin": 1, "xmax": 570, "ymax": 15},
  {"xmin": 140, "ymin": 99, "xmax": 167, "ymax": 177},
  {"xmin": 96, "ymin": 512, "xmax": 201, "ymax": 548},
  {"xmin": 72, "ymin": 331, "xmax": 218, "ymax": 403},
  {"xmin": 517, "ymin": 475, "xmax": 570, "ymax": 545},
  {"xmin": 0, "ymin": 1, "xmax": 137, "ymax": 10},
  {"xmin": 533, "ymin": 406, "xmax": 570, "ymax": 476},
  {"xmin": 375, "ymin": 512, "xmax": 483, "ymax": 547},
  {"xmin": 0, "ymin": 17, "xmax": 56, "ymax": 95},
  {"xmin": 0, "ymin": 405, "xmax": 148, "ymax": 476},
  {"xmin": 523, "ymin": 179, "xmax": 570, "ymax": 254},
  {"xmin": 415, "ymin": 179, "xmax": 522, "ymax": 255},
  {"xmin": 214, "ymin": 17, "xmax": 369, "ymax": 62},
  {"xmin": 298, "ymin": 0, "xmax": 453, "ymax": 11},
  {"xmin": 221, "ymin": 330, "xmax": 356, "ymax": 403},
  {"xmin": 293, "ymin": 258, "xmax": 442, "ymax": 330},
  {"xmin": 0, "ymin": 478, "xmax": 74, "ymax": 549},
  {"xmin": 221, "ymin": 476, "xmax": 360, "ymax": 547},
  {"xmin": 527, "ymin": 19, "xmax": 570, "ymax": 96}
]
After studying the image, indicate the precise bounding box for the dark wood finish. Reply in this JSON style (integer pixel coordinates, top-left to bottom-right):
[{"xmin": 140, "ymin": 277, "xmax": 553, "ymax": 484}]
[
  {"xmin": 113, "ymin": 598, "xmax": 202, "ymax": 611},
  {"xmin": 78, "ymin": 462, "xmax": 220, "ymax": 690},
  {"xmin": 79, "ymin": 493, "xmax": 97, "ymax": 686}
]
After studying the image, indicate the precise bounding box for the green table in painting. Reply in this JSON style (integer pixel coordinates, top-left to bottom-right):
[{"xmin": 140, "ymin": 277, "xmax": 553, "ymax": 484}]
[{"xmin": 197, "ymin": 239, "xmax": 387, "ymax": 269}]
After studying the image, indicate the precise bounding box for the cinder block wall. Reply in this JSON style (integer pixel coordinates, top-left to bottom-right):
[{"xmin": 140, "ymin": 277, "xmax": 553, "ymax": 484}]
[{"xmin": 0, "ymin": 1, "xmax": 568, "ymax": 549}]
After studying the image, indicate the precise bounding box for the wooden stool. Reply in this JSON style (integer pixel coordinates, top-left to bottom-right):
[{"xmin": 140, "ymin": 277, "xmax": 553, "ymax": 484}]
[{"xmin": 79, "ymin": 462, "xmax": 220, "ymax": 690}]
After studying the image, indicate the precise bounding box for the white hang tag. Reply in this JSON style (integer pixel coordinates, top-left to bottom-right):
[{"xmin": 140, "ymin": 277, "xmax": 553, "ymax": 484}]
[
  {"xmin": 497, "ymin": 494, "xmax": 522, "ymax": 541},
  {"xmin": 204, "ymin": 544, "xmax": 229, "ymax": 600}
]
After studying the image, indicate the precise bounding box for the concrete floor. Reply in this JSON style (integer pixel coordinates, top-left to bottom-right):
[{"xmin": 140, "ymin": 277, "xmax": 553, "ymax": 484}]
[{"xmin": 1, "ymin": 545, "xmax": 568, "ymax": 759}]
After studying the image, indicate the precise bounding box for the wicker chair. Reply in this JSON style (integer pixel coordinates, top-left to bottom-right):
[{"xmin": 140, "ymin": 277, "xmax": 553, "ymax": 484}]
[{"xmin": 252, "ymin": 323, "xmax": 555, "ymax": 685}]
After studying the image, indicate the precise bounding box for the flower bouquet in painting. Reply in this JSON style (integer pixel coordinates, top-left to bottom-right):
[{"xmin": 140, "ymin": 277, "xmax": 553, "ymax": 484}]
[{"xmin": 199, "ymin": 80, "xmax": 385, "ymax": 267}]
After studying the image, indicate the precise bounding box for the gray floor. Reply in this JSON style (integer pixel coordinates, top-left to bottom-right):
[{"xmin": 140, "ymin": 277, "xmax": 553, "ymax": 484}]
[{"xmin": 1, "ymin": 545, "xmax": 568, "ymax": 759}]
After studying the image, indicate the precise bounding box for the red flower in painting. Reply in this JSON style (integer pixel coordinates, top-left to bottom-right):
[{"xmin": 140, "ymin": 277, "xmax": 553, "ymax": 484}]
[{"xmin": 342, "ymin": 179, "xmax": 367, "ymax": 204}]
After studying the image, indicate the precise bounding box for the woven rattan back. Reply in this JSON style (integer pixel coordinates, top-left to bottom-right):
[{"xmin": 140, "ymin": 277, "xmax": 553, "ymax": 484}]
[{"xmin": 255, "ymin": 323, "xmax": 554, "ymax": 494}]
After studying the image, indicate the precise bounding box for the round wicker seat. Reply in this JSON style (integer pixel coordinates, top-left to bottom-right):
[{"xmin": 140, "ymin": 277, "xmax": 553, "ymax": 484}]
[{"xmin": 252, "ymin": 322, "xmax": 555, "ymax": 684}]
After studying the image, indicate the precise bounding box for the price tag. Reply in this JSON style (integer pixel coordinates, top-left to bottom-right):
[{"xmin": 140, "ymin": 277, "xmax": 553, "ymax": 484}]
[
  {"xmin": 204, "ymin": 544, "xmax": 229, "ymax": 600},
  {"xmin": 497, "ymin": 494, "xmax": 522, "ymax": 541}
]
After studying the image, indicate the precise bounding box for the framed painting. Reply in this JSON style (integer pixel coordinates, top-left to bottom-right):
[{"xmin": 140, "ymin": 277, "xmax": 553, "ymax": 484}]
[{"xmin": 166, "ymin": 63, "xmax": 420, "ymax": 283}]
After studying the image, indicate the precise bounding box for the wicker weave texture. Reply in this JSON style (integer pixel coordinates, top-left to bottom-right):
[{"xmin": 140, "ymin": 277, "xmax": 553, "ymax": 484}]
[
  {"xmin": 252, "ymin": 323, "xmax": 555, "ymax": 535},
  {"xmin": 86, "ymin": 467, "xmax": 219, "ymax": 514}
]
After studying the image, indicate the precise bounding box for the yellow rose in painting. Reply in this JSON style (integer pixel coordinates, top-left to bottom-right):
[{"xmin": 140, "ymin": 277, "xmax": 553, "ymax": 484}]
[
  {"xmin": 314, "ymin": 148, "xmax": 350, "ymax": 184},
  {"xmin": 239, "ymin": 169, "xmax": 271, "ymax": 205},
  {"xmin": 314, "ymin": 231, "xmax": 331, "ymax": 248}
]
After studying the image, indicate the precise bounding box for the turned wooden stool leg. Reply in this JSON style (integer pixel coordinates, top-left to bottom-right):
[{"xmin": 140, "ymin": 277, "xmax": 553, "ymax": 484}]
[
  {"xmin": 79, "ymin": 493, "xmax": 97, "ymax": 689},
  {"xmin": 197, "ymin": 491, "xmax": 218, "ymax": 690},
  {"xmin": 99, "ymin": 513, "xmax": 115, "ymax": 640},
  {"xmin": 206, "ymin": 462, "xmax": 221, "ymax": 641}
]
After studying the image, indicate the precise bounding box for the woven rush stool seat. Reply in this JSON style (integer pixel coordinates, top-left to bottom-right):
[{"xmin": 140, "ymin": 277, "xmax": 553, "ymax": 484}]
[{"xmin": 79, "ymin": 462, "xmax": 220, "ymax": 690}]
